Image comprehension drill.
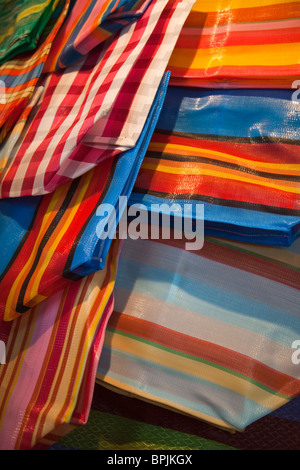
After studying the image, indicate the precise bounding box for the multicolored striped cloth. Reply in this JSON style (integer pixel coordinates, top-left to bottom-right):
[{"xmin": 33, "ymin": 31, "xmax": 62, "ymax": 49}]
[
  {"xmin": 0, "ymin": 0, "xmax": 58, "ymax": 64},
  {"xmin": 0, "ymin": 0, "xmax": 70, "ymax": 145},
  {"xmin": 167, "ymin": 0, "xmax": 300, "ymax": 88},
  {"xmin": 130, "ymin": 86, "xmax": 300, "ymax": 246},
  {"xmin": 0, "ymin": 238, "xmax": 122, "ymax": 450},
  {"xmin": 44, "ymin": 0, "xmax": 154, "ymax": 72},
  {"xmin": 0, "ymin": 0, "xmax": 194, "ymax": 199},
  {"xmin": 1, "ymin": 0, "xmax": 299, "ymax": 453},
  {"xmin": 96, "ymin": 235, "xmax": 300, "ymax": 431},
  {"xmin": 0, "ymin": 72, "xmax": 168, "ymax": 322}
]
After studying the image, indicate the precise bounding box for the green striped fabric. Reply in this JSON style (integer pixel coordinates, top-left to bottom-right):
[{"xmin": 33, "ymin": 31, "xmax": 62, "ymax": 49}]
[{"xmin": 0, "ymin": 0, "xmax": 57, "ymax": 63}]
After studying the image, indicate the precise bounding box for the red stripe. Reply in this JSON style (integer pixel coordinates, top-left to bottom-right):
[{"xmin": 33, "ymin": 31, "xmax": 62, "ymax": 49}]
[
  {"xmin": 0, "ymin": 72, "xmax": 61, "ymax": 198},
  {"xmin": 0, "ymin": 192, "xmax": 58, "ymax": 315},
  {"xmin": 42, "ymin": 47, "xmax": 113, "ymax": 186},
  {"xmin": 168, "ymin": 63, "xmax": 300, "ymax": 79},
  {"xmin": 38, "ymin": 163, "xmax": 112, "ymax": 294},
  {"xmin": 151, "ymin": 132, "xmax": 300, "ymax": 164},
  {"xmin": 71, "ymin": 293, "xmax": 114, "ymax": 425},
  {"xmin": 135, "ymin": 168, "xmax": 298, "ymax": 210},
  {"xmin": 175, "ymin": 27, "xmax": 300, "ymax": 49},
  {"xmin": 0, "ymin": 159, "xmax": 111, "ymax": 318},
  {"xmin": 21, "ymin": 58, "xmax": 103, "ymax": 195},
  {"xmin": 78, "ymin": 6, "xmax": 153, "ymax": 142},
  {"xmin": 18, "ymin": 282, "xmax": 81, "ymax": 449}
]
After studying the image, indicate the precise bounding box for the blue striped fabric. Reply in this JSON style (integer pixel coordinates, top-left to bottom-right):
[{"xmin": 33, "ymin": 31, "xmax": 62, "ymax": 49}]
[
  {"xmin": 97, "ymin": 235, "xmax": 300, "ymax": 430},
  {"xmin": 130, "ymin": 86, "xmax": 300, "ymax": 246}
]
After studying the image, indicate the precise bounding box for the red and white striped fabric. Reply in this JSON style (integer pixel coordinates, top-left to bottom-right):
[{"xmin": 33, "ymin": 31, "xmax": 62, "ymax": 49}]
[{"xmin": 0, "ymin": 0, "xmax": 195, "ymax": 199}]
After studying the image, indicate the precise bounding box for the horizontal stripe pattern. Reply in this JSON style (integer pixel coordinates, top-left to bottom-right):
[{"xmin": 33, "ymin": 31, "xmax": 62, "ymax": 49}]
[
  {"xmin": 97, "ymin": 236, "xmax": 300, "ymax": 430},
  {"xmin": 49, "ymin": 382, "xmax": 300, "ymax": 450},
  {"xmin": 0, "ymin": 238, "xmax": 121, "ymax": 450},
  {"xmin": 167, "ymin": 0, "xmax": 300, "ymax": 88},
  {"xmin": 131, "ymin": 86, "xmax": 300, "ymax": 245}
]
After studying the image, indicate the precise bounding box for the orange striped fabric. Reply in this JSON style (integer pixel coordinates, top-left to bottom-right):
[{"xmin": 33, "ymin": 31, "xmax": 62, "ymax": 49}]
[
  {"xmin": 0, "ymin": 159, "xmax": 119, "ymax": 322},
  {"xmin": 130, "ymin": 86, "xmax": 300, "ymax": 245},
  {"xmin": 167, "ymin": 0, "xmax": 300, "ymax": 88},
  {"xmin": 0, "ymin": 238, "xmax": 121, "ymax": 450}
]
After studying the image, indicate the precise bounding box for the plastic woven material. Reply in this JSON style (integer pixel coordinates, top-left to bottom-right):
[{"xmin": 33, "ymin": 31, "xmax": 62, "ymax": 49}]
[
  {"xmin": 167, "ymin": 0, "xmax": 300, "ymax": 88},
  {"xmin": 97, "ymin": 235, "xmax": 300, "ymax": 431},
  {"xmin": 0, "ymin": 73, "xmax": 169, "ymax": 321},
  {"xmin": 130, "ymin": 86, "xmax": 300, "ymax": 246},
  {"xmin": 0, "ymin": 0, "xmax": 69, "ymax": 145},
  {"xmin": 0, "ymin": 0, "xmax": 58, "ymax": 64},
  {"xmin": 48, "ymin": 383, "xmax": 300, "ymax": 450},
  {"xmin": 48, "ymin": 410, "xmax": 235, "ymax": 450}
]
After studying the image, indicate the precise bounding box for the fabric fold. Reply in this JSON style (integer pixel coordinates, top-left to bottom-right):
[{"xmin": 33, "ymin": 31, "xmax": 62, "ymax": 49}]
[
  {"xmin": 0, "ymin": 71, "xmax": 169, "ymax": 321},
  {"xmin": 0, "ymin": 238, "xmax": 122, "ymax": 450},
  {"xmin": 97, "ymin": 235, "xmax": 300, "ymax": 431},
  {"xmin": 0, "ymin": 0, "xmax": 195, "ymax": 199},
  {"xmin": 0, "ymin": 0, "xmax": 59, "ymax": 64},
  {"xmin": 130, "ymin": 86, "xmax": 300, "ymax": 246},
  {"xmin": 0, "ymin": 0, "xmax": 70, "ymax": 146}
]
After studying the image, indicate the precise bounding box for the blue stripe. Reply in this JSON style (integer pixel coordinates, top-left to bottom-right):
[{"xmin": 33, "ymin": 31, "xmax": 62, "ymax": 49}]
[
  {"xmin": 0, "ymin": 196, "xmax": 41, "ymax": 277},
  {"xmin": 271, "ymin": 396, "xmax": 300, "ymax": 422},
  {"xmin": 2, "ymin": 62, "xmax": 45, "ymax": 88},
  {"xmin": 156, "ymin": 87, "xmax": 300, "ymax": 140},
  {"xmin": 70, "ymin": 72, "xmax": 170, "ymax": 275},
  {"xmin": 115, "ymin": 257, "xmax": 300, "ymax": 344},
  {"xmin": 98, "ymin": 346, "xmax": 276, "ymax": 429},
  {"xmin": 128, "ymin": 193, "xmax": 300, "ymax": 246}
]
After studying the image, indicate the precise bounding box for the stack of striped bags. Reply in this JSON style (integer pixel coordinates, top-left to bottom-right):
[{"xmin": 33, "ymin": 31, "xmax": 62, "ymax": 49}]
[{"xmin": 0, "ymin": 0, "xmax": 299, "ymax": 450}]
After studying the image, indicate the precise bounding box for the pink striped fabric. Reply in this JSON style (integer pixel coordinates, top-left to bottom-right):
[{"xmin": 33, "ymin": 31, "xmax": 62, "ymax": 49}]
[
  {"xmin": 0, "ymin": 0, "xmax": 195, "ymax": 199},
  {"xmin": 0, "ymin": 239, "xmax": 121, "ymax": 450}
]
